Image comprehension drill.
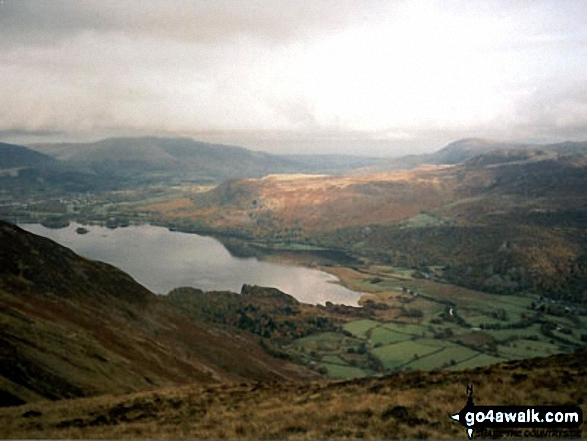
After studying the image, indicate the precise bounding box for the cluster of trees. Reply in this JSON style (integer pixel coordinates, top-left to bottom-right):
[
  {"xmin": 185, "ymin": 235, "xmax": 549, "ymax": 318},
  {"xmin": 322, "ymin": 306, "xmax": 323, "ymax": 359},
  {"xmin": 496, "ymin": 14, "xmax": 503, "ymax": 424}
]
[{"xmin": 167, "ymin": 289, "xmax": 338, "ymax": 343}]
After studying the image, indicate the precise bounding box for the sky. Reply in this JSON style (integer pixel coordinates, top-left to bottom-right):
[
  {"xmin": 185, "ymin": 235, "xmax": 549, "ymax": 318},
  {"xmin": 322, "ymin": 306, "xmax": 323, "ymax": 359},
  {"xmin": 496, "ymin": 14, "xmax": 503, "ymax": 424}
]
[{"xmin": 1, "ymin": 0, "xmax": 587, "ymax": 156}]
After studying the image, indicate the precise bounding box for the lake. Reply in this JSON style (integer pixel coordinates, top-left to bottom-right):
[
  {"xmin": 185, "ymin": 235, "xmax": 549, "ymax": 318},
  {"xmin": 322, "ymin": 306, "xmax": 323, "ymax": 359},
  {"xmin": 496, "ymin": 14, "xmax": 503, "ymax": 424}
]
[{"xmin": 20, "ymin": 223, "xmax": 362, "ymax": 306}]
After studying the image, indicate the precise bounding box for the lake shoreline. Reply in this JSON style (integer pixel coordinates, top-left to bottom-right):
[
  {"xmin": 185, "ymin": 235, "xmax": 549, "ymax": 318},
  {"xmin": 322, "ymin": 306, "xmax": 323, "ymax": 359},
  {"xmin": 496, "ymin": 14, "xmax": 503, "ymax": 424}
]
[{"xmin": 18, "ymin": 222, "xmax": 364, "ymax": 307}]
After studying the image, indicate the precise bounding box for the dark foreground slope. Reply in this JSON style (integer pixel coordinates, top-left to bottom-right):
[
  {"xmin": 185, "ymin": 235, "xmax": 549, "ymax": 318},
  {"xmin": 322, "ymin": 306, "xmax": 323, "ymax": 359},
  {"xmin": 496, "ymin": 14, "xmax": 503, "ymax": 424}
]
[
  {"xmin": 0, "ymin": 351, "xmax": 584, "ymax": 439},
  {"xmin": 0, "ymin": 221, "xmax": 312, "ymax": 407}
]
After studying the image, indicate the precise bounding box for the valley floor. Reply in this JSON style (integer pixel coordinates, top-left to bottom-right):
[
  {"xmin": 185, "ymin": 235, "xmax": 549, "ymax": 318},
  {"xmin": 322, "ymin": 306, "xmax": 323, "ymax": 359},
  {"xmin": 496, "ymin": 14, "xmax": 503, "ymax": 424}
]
[{"xmin": 269, "ymin": 262, "xmax": 587, "ymax": 379}]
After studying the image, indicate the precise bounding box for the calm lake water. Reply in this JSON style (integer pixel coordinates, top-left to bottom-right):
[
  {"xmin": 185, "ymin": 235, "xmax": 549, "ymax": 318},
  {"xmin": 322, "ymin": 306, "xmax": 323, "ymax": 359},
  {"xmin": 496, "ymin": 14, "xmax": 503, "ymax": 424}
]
[{"xmin": 20, "ymin": 223, "xmax": 361, "ymax": 306}]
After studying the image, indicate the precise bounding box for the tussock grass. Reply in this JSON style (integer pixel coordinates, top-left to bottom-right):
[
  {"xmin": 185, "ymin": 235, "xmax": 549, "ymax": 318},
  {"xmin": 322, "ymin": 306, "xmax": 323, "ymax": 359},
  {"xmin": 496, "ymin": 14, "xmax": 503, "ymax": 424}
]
[{"xmin": 1, "ymin": 351, "xmax": 585, "ymax": 439}]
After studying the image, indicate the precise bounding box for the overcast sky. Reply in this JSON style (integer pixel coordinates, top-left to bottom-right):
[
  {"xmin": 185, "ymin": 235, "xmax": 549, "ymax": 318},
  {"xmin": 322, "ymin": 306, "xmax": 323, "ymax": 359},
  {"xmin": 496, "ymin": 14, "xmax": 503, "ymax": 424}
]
[{"xmin": 1, "ymin": 0, "xmax": 587, "ymax": 155}]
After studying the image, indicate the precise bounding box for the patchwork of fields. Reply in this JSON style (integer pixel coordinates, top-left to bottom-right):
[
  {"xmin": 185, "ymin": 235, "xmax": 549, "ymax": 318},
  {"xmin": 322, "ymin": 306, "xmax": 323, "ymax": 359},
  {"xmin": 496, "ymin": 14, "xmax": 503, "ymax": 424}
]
[{"xmin": 285, "ymin": 265, "xmax": 586, "ymax": 379}]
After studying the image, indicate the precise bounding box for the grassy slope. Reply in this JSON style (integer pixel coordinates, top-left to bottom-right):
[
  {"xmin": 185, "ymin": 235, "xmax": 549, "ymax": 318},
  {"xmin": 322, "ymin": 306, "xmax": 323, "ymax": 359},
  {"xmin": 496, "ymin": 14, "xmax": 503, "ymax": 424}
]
[{"xmin": 1, "ymin": 351, "xmax": 584, "ymax": 439}]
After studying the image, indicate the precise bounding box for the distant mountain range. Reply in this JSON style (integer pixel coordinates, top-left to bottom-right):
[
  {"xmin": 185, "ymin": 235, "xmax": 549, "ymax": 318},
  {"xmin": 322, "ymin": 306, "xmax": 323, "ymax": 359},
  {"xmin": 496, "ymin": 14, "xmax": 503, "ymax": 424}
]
[
  {"xmin": 30, "ymin": 136, "xmax": 587, "ymax": 176},
  {"xmin": 32, "ymin": 137, "xmax": 297, "ymax": 182},
  {"xmin": 0, "ymin": 137, "xmax": 384, "ymax": 194},
  {"xmin": 29, "ymin": 137, "xmax": 383, "ymax": 184},
  {"xmin": 2, "ymin": 136, "xmax": 587, "ymax": 192},
  {"xmin": 0, "ymin": 141, "xmax": 105, "ymax": 193}
]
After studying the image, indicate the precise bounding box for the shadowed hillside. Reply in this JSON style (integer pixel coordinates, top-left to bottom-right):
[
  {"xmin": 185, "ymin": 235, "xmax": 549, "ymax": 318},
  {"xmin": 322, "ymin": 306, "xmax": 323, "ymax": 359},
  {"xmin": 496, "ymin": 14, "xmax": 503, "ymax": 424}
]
[
  {"xmin": 0, "ymin": 141, "xmax": 113, "ymax": 194},
  {"xmin": 32, "ymin": 137, "xmax": 296, "ymax": 183},
  {"xmin": 0, "ymin": 142, "xmax": 57, "ymax": 169}
]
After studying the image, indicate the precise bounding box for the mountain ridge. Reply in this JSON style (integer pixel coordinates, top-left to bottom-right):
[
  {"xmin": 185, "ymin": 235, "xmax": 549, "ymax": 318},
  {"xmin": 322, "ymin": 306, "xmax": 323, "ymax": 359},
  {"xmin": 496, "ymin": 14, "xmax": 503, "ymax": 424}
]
[
  {"xmin": 365, "ymin": 138, "xmax": 587, "ymax": 171},
  {"xmin": 28, "ymin": 136, "xmax": 383, "ymax": 183}
]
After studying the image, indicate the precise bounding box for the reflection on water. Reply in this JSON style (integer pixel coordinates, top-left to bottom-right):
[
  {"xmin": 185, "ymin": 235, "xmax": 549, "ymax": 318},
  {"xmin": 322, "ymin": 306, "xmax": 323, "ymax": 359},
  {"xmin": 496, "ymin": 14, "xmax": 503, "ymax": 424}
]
[{"xmin": 20, "ymin": 223, "xmax": 361, "ymax": 306}]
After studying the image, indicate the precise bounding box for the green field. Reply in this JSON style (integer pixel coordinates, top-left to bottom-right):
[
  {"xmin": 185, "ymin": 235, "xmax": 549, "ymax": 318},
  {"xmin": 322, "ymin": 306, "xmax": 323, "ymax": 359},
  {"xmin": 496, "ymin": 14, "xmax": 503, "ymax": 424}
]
[
  {"xmin": 372, "ymin": 340, "xmax": 441, "ymax": 370},
  {"xmin": 342, "ymin": 319, "xmax": 380, "ymax": 338},
  {"xmin": 403, "ymin": 343, "xmax": 480, "ymax": 371},
  {"xmin": 424, "ymin": 320, "xmax": 466, "ymax": 336},
  {"xmin": 551, "ymin": 329, "xmax": 584, "ymax": 345},
  {"xmin": 321, "ymin": 354, "xmax": 346, "ymax": 364},
  {"xmin": 370, "ymin": 326, "xmax": 412, "ymax": 345},
  {"xmin": 448, "ymin": 353, "xmax": 507, "ymax": 370},
  {"xmin": 382, "ymin": 322, "xmax": 428, "ymax": 337},
  {"xmin": 497, "ymin": 339, "xmax": 563, "ymax": 360},
  {"xmin": 289, "ymin": 267, "xmax": 586, "ymax": 379},
  {"xmin": 294, "ymin": 332, "xmax": 353, "ymax": 352},
  {"xmin": 485, "ymin": 324, "xmax": 543, "ymax": 341},
  {"xmin": 318, "ymin": 363, "xmax": 368, "ymax": 378},
  {"xmin": 400, "ymin": 212, "xmax": 448, "ymax": 228}
]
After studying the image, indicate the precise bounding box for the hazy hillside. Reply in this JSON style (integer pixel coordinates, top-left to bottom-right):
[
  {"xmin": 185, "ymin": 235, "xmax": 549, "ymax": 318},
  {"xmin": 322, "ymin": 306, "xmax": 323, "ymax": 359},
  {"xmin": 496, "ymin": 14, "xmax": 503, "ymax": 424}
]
[
  {"xmin": 30, "ymin": 137, "xmax": 384, "ymax": 184},
  {"xmin": 0, "ymin": 141, "xmax": 114, "ymax": 194},
  {"xmin": 0, "ymin": 142, "xmax": 57, "ymax": 169},
  {"xmin": 0, "ymin": 137, "xmax": 387, "ymax": 203},
  {"xmin": 32, "ymin": 137, "xmax": 289, "ymax": 182},
  {"xmin": 0, "ymin": 221, "xmax": 312, "ymax": 407},
  {"xmin": 15, "ymin": 136, "xmax": 587, "ymax": 193},
  {"xmin": 371, "ymin": 138, "xmax": 587, "ymax": 170}
]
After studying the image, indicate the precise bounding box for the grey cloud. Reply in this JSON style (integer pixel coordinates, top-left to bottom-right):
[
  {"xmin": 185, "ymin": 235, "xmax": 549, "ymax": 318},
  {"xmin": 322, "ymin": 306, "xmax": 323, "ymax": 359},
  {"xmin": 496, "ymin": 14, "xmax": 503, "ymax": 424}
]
[
  {"xmin": 0, "ymin": 128, "xmax": 64, "ymax": 140},
  {"xmin": 1, "ymin": 1, "xmax": 587, "ymax": 155},
  {"xmin": 0, "ymin": 0, "xmax": 369, "ymax": 49},
  {"xmin": 507, "ymin": 82, "xmax": 587, "ymax": 141}
]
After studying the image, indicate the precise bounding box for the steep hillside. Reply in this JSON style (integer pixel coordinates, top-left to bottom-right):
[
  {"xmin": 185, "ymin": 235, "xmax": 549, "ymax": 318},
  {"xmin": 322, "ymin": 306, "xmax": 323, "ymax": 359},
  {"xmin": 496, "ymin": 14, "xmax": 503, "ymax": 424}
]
[
  {"xmin": 0, "ymin": 221, "xmax": 312, "ymax": 407},
  {"xmin": 1, "ymin": 350, "xmax": 584, "ymax": 439},
  {"xmin": 147, "ymin": 149, "xmax": 587, "ymax": 234}
]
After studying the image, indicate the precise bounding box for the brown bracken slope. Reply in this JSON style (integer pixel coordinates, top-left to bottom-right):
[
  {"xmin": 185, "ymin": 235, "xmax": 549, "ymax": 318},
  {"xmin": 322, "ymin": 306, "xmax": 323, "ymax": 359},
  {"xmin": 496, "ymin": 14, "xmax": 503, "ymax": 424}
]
[{"xmin": 0, "ymin": 350, "xmax": 585, "ymax": 439}]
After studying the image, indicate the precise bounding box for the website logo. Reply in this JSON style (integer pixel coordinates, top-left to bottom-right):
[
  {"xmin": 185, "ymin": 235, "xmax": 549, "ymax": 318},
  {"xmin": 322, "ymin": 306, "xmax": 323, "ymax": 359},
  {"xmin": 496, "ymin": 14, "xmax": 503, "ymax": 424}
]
[{"xmin": 450, "ymin": 385, "xmax": 583, "ymax": 439}]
